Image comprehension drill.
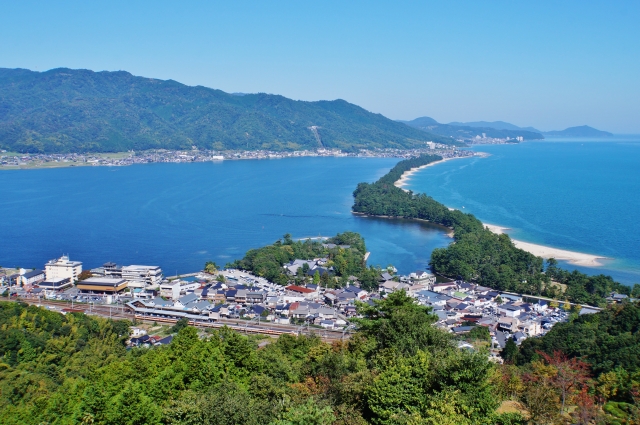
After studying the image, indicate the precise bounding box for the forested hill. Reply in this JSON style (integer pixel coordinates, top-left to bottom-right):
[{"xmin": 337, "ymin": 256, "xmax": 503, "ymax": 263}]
[
  {"xmin": 401, "ymin": 116, "xmax": 544, "ymax": 141},
  {"xmin": 0, "ymin": 68, "xmax": 458, "ymax": 153}
]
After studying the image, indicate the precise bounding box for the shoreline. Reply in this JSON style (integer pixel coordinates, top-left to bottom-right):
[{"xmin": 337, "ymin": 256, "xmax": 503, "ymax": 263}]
[
  {"xmin": 483, "ymin": 224, "xmax": 608, "ymax": 267},
  {"xmin": 0, "ymin": 148, "xmax": 456, "ymax": 170},
  {"xmin": 352, "ymin": 211, "xmax": 455, "ymax": 237},
  {"xmin": 394, "ymin": 157, "xmax": 462, "ymax": 191},
  {"xmin": 392, "ymin": 159, "xmax": 611, "ymax": 268}
]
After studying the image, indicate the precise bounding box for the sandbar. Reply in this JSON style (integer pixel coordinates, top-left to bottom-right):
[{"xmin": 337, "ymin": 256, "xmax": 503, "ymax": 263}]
[
  {"xmin": 394, "ymin": 157, "xmax": 461, "ymax": 191},
  {"xmin": 392, "ymin": 158, "xmax": 610, "ymax": 268},
  {"xmin": 484, "ymin": 224, "xmax": 608, "ymax": 267}
]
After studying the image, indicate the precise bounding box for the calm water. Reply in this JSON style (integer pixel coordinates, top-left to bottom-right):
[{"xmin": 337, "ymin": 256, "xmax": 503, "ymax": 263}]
[
  {"xmin": 0, "ymin": 157, "xmax": 451, "ymax": 275},
  {"xmin": 406, "ymin": 139, "xmax": 640, "ymax": 284}
]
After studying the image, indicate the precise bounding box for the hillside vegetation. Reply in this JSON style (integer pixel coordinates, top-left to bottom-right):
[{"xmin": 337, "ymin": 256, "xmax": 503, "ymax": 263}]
[
  {"xmin": 3, "ymin": 295, "xmax": 638, "ymax": 424},
  {"xmin": 0, "ymin": 296, "xmax": 524, "ymax": 425},
  {"xmin": 0, "ymin": 68, "xmax": 458, "ymax": 153}
]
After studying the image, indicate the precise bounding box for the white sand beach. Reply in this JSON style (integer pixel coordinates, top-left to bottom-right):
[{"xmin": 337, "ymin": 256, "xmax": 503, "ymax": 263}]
[
  {"xmin": 392, "ymin": 159, "xmax": 609, "ymax": 268},
  {"xmin": 394, "ymin": 157, "xmax": 460, "ymax": 191},
  {"xmin": 484, "ymin": 224, "xmax": 607, "ymax": 267}
]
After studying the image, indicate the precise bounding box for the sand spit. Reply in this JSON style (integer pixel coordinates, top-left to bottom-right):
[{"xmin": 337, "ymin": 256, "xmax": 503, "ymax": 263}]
[
  {"xmin": 391, "ymin": 158, "xmax": 610, "ymax": 268},
  {"xmin": 394, "ymin": 157, "xmax": 462, "ymax": 192},
  {"xmin": 484, "ymin": 224, "xmax": 608, "ymax": 267}
]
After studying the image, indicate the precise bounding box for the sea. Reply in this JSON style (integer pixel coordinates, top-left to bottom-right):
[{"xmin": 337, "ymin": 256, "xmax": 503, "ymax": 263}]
[
  {"xmin": 0, "ymin": 157, "xmax": 451, "ymax": 276},
  {"xmin": 406, "ymin": 138, "xmax": 640, "ymax": 285},
  {"xmin": 1, "ymin": 139, "xmax": 638, "ymax": 285}
]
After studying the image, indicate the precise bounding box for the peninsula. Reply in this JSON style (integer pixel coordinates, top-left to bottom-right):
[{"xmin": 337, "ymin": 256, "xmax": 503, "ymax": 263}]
[
  {"xmin": 393, "ymin": 157, "xmax": 608, "ymax": 267},
  {"xmin": 352, "ymin": 154, "xmax": 628, "ymax": 306}
]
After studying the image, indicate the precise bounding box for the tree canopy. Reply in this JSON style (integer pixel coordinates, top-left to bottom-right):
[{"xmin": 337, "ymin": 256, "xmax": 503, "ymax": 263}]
[{"xmin": 0, "ymin": 68, "xmax": 460, "ymax": 153}]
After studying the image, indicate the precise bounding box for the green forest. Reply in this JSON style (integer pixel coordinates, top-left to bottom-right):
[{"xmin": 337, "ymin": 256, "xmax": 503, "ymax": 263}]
[
  {"xmin": 2, "ymin": 294, "xmax": 639, "ymax": 424},
  {"xmin": 225, "ymin": 232, "xmax": 383, "ymax": 291},
  {"xmin": 0, "ymin": 68, "xmax": 460, "ymax": 153},
  {"xmin": 352, "ymin": 154, "xmax": 636, "ymax": 306}
]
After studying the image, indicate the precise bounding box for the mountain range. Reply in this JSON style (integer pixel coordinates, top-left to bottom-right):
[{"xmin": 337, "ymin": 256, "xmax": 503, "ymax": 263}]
[
  {"xmin": 448, "ymin": 120, "xmax": 542, "ymax": 133},
  {"xmin": 447, "ymin": 120, "xmax": 613, "ymax": 138},
  {"xmin": 400, "ymin": 117, "xmax": 613, "ymax": 140},
  {"xmin": 400, "ymin": 118, "xmax": 544, "ymax": 141},
  {"xmin": 0, "ymin": 68, "xmax": 458, "ymax": 153}
]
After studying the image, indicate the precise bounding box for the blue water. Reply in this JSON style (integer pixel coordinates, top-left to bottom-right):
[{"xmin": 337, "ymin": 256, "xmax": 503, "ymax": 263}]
[
  {"xmin": 0, "ymin": 158, "xmax": 451, "ymax": 275},
  {"xmin": 406, "ymin": 139, "xmax": 640, "ymax": 284}
]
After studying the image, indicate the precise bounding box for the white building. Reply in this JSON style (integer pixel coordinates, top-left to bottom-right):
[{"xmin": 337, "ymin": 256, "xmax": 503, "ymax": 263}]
[
  {"xmin": 19, "ymin": 269, "xmax": 45, "ymax": 286},
  {"xmin": 159, "ymin": 279, "xmax": 200, "ymax": 300},
  {"xmin": 160, "ymin": 281, "xmax": 181, "ymax": 300},
  {"xmin": 498, "ymin": 304, "xmax": 522, "ymax": 318},
  {"xmin": 122, "ymin": 265, "xmax": 164, "ymax": 289},
  {"xmin": 409, "ymin": 270, "xmax": 436, "ymax": 285},
  {"xmin": 45, "ymin": 255, "xmax": 82, "ymax": 283}
]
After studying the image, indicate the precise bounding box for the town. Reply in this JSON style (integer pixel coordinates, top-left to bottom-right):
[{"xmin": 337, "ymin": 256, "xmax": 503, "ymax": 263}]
[
  {"xmin": 2, "ymin": 252, "xmax": 628, "ymax": 360},
  {"xmin": 0, "ymin": 143, "xmax": 472, "ymax": 169}
]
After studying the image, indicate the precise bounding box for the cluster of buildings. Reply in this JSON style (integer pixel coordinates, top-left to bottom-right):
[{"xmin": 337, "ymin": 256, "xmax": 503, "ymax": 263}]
[
  {"xmin": 464, "ymin": 134, "xmax": 525, "ymax": 144},
  {"xmin": 0, "ymin": 150, "xmax": 224, "ymax": 168},
  {"xmin": 5, "ymin": 253, "xmax": 612, "ymax": 355},
  {"xmin": 4, "ymin": 256, "xmax": 166, "ymax": 301},
  {"xmin": 1, "ymin": 147, "xmax": 475, "ymax": 169},
  {"xmin": 124, "ymin": 271, "xmax": 354, "ymax": 330},
  {"xmin": 392, "ymin": 280, "xmax": 595, "ymax": 348}
]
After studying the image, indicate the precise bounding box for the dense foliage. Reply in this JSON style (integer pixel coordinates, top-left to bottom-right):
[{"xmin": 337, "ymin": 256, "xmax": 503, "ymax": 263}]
[
  {"xmin": 353, "ymin": 154, "xmax": 483, "ymax": 236},
  {"xmin": 352, "ymin": 155, "xmax": 633, "ymax": 306},
  {"xmin": 0, "ymin": 294, "xmax": 524, "ymax": 425},
  {"xmin": 0, "ymin": 68, "xmax": 460, "ymax": 153},
  {"xmin": 492, "ymin": 302, "xmax": 640, "ymax": 424},
  {"xmin": 518, "ymin": 302, "xmax": 640, "ymax": 376},
  {"xmin": 225, "ymin": 232, "xmax": 382, "ymax": 290}
]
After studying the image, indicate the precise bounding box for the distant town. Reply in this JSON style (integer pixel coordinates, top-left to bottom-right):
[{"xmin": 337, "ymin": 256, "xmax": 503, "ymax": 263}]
[
  {"xmin": 0, "ymin": 143, "xmax": 476, "ymax": 169},
  {"xmin": 1, "ymin": 252, "xmax": 630, "ymax": 358}
]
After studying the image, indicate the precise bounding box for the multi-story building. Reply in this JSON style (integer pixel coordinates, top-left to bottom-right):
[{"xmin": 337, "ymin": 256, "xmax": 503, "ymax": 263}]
[
  {"xmin": 103, "ymin": 262, "xmax": 123, "ymax": 278},
  {"xmin": 159, "ymin": 279, "xmax": 200, "ymax": 300},
  {"xmin": 122, "ymin": 265, "xmax": 163, "ymax": 289},
  {"xmin": 45, "ymin": 255, "xmax": 82, "ymax": 283}
]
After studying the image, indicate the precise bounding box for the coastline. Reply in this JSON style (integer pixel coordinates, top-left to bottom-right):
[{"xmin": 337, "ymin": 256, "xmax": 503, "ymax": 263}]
[
  {"xmin": 393, "ymin": 159, "xmax": 610, "ymax": 268},
  {"xmin": 0, "ymin": 148, "xmax": 451, "ymax": 170},
  {"xmin": 483, "ymin": 224, "xmax": 608, "ymax": 267},
  {"xmin": 394, "ymin": 157, "xmax": 461, "ymax": 191},
  {"xmin": 352, "ymin": 211, "xmax": 455, "ymax": 237}
]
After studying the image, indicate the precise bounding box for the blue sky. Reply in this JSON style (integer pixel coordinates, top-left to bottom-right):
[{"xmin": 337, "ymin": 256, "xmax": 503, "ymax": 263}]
[{"xmin": 1, "ymin": 1, "xmax": 639, "ymax": 133}]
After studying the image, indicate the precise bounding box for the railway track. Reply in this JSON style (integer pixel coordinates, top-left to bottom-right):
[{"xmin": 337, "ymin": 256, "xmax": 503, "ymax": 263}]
[{"xmin": 13, "ymin": 298, "xmax": 352, "ymax": 341}]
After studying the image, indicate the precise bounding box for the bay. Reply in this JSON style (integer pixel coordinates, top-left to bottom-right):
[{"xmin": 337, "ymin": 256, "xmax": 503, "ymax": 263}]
[
  {"xmin": 0, "ymin": 157, "xmax": 451, "ymax": 275},
  {"xmin": 406, "ymin": 139, "xmax": 640, "ymax": 285}
]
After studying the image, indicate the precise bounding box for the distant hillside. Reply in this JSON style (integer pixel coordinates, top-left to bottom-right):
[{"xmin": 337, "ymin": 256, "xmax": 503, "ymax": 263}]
[
  {"xmin": 543, "ymin": 125, "xmax": 613, "ymax": 138},
  {"xmin": 448, "ymin": 120, "xmax": 541, "ymax": 133},
  {"xmin": 0, "ymin": 68, "xmax": 457, "ymax": 153},
  {"xmin": 401, "ymin": 116, "xmax": 543, "ymax": 141}
]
